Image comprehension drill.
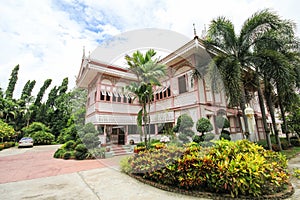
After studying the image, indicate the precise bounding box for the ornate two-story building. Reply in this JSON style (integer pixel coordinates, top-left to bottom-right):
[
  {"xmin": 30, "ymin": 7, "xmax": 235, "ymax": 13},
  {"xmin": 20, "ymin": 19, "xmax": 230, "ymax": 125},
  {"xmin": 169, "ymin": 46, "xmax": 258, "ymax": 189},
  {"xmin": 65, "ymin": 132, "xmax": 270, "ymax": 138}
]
[{"xmin": 76, "ymin": 36, "xmax": 266, "ymax": 145}]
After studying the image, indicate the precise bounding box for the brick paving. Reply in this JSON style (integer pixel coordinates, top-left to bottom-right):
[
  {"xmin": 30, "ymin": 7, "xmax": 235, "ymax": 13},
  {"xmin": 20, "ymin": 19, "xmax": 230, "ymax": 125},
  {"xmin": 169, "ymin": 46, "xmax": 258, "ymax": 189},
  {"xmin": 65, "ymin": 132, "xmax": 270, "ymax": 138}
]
[{"xmin": 0, "ymin": 145, "xmax": 105, "ymax": 184}]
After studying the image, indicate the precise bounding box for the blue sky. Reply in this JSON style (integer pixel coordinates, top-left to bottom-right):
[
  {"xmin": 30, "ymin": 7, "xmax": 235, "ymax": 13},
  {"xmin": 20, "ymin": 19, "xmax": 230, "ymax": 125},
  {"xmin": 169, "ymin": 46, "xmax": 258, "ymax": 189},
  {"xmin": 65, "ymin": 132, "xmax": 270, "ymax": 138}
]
[{"xmin": 0, "ymin": 0, "xmax": 299, "ymax": 98}]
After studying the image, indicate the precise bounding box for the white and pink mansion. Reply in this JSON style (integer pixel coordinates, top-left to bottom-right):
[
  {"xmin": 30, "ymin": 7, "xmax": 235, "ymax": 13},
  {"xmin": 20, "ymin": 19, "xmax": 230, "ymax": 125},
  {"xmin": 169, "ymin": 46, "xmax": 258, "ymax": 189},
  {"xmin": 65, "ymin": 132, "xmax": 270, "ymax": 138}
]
[{"xmin": 76, "ymin": 36, "xmax": 268, "ymax": 145}]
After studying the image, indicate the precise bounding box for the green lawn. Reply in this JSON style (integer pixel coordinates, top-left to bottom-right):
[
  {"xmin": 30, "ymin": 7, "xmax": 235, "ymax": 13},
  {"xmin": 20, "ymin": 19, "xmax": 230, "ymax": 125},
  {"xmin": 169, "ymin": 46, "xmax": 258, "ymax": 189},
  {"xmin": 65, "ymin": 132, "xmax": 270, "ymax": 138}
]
[{"xmin": 281, "ymin": 146, "xmax": 300, "ymax": 159}]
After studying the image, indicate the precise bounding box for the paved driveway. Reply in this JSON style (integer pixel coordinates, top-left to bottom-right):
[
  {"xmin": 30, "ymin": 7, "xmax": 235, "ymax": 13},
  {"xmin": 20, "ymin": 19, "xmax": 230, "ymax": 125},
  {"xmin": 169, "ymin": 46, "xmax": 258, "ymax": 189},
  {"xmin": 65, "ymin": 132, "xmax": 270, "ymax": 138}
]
[
  {"xmin": 0, "ymin": 145, "xmax": 299, "ymax": 199},
  {"xmin": 0, "ymin": 145, "xmax": 107, "ymax": 184}
]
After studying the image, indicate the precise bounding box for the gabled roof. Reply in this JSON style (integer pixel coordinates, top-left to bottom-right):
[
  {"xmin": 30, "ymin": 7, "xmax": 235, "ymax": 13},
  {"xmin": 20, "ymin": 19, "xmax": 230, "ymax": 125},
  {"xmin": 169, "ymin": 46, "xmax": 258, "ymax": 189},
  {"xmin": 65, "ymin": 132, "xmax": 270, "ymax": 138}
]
[{"xmin": 76, "ymin": 36, "xmax": 215, "ymax": 88}]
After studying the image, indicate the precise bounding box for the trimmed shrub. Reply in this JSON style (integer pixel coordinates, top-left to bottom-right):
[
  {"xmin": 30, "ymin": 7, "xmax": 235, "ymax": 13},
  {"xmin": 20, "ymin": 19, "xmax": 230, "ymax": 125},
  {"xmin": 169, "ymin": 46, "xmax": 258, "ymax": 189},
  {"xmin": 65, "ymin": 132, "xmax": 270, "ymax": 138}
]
[
  {"xmin": 203, "ymin": 132, "xmax": 215, "ymax": 141},
  {"xmin": 178, "ymin": 133, "xmax": 189, "ymax": 143},
  {"xmin": 64, "ymin": 140, "xmax": 76, "ymax": 151},
  {"xmin": 53, "ymin": 148, "xmax": 66, "ymax": 158},
  {"xmin": 75, "ymin": 143, "xmax": 88, "ymax": 160},
  {"xmin": 219, "ymin": 130, "xmax": 231, "ymax": 141},
  {"xmin": 184, "ymin": 129, "xmax": 195, "ymax": 137},
  {"xmin": 196, "ymin": 118, "xmax": 213, "ymax": 135},
  {"xmin": 192, "ymin": 135, "xmax": 202, "ymax": 143},
  {"xmin": 63, "ymin": 151, "xmax": 72, "ymax": 160}
]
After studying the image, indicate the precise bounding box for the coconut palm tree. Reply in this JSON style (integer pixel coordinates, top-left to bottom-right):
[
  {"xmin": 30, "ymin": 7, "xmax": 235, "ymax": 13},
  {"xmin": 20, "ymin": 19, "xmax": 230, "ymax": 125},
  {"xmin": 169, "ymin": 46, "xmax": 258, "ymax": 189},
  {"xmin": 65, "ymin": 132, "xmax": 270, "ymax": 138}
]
[
  {"xmin": 125, "ymin": 49, "xmax": 167, "ymax": 146},
  {"xmin": 204, "ymin": 9, "xmax": 289, "ymax": 142}
]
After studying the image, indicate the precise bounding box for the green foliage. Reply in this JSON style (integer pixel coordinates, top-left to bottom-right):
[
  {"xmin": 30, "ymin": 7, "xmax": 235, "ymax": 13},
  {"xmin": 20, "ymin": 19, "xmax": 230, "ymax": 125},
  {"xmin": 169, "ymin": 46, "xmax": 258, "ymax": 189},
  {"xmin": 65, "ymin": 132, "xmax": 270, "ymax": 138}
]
[
  {"xmin": 127, "ymin": 140, "xmax": 289, "ymax": 197},
  {"xmin": 196, "ymin": 117, "xmax": 213, "ymax": 134},
  {"xmin": 173, "ymin": 114, "xmax": 194, "ymax": 132},
  {"xmin": 5, "ymin": 64, "xmax": 19, "ymax": 99},
  {"xmin": 293, "ymin": 168, "xmax": 300, "ymax": 179},
  {"xmin": 63, "ymin": 151, "xmax": 72, "ymax": 160},
  {"xmin": 178, "ymin": 133, "xmax": 189, "ymax": 143},
  {"xmin": 64, "ymin": 140, "xmax": 76, "ymax": 151},
  {"xmin": 219, "ymin": 130, "xmax": 231, "ymax": 141},
  {"xmin": 120, "ymin": 156, "xmax": 133, "ymax": 174},
  {"xmin": 22, "ymin": 122, "xmax": 50, "ymax": 135},
  {"xmin": 53, "ymin": 148, "xmax": 66, "ymax": 158},
  {"xmin": 203, "ymin": 132, "xmax": 215, "ymax": 141},
  {"xmin": 88, "ymin": 148, "xmax": 106, "ymax": 159},
  {"xmin": 22, "ymin": 122, "xmax": 54, "ymax": 145},
  {"xmin": 290, "ymin": 138, "xmax": 300, "ymax": 146},
  {"xmin": 34, "ymin": 79, "xmax": 52, "ymax": 106},
  {"xmin": 215, "ymin": 116, "xmax": 230, "ymax": 129},
  {"xmin": 0, "ymin": 119, "xmax": 15, "ymax": 141},
  {"xmin": 31, "ymin": 131, "xmax": 55, "ymax": 145},
  {"xmin": 82, "ymin": 132, "xmax": 100, "ymax": 149}
]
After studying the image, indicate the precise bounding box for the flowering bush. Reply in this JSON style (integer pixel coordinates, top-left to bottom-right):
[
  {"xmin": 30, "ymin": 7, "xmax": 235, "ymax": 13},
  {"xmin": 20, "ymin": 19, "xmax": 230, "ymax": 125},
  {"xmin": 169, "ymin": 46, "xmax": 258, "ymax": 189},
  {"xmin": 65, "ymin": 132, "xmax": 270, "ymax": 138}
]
[{"xmin": 160, "ymin": 135, "xmax": 170, "ymax": 143}]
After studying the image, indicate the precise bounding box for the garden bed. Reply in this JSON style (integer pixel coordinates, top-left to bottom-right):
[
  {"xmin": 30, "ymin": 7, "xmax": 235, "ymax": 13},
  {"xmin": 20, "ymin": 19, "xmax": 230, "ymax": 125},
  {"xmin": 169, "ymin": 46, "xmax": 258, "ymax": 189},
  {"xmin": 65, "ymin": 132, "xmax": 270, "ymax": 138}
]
[{"xmin": 129, "ymin": 173, "xmax": 294, "ymax": 200}]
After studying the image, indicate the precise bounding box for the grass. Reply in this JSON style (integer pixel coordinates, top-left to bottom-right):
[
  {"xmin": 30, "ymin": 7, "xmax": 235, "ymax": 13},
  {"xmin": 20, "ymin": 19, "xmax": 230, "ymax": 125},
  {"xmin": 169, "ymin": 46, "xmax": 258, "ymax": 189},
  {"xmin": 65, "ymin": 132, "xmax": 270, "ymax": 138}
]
[{"xmin": 281, "ymin": 146, "xmax": 300, "ymax": 159}]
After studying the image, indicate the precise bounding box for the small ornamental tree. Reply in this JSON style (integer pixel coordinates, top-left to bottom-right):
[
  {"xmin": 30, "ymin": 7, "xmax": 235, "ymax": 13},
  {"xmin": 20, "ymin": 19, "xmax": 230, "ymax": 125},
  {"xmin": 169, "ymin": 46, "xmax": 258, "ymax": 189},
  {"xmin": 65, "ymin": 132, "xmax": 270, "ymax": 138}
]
[
  {"xmin": 196, "ymin": 117, "xmax": 213, "ymax": 136},
  {"xmin": 216, "ymin": 116, "xmax": 230, "ymax": 133},
  {"xmin": 173, "ymin": 114, "xmax": 195, "ymax": 143}
]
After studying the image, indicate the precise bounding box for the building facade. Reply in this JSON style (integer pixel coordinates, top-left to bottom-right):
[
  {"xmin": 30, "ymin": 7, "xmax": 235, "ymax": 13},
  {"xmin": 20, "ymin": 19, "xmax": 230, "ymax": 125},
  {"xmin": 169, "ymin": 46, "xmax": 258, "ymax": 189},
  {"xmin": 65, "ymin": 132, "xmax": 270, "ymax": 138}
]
[{"xmin": 76, "ymin": 37, "xmax": 266, "ymax": 145}]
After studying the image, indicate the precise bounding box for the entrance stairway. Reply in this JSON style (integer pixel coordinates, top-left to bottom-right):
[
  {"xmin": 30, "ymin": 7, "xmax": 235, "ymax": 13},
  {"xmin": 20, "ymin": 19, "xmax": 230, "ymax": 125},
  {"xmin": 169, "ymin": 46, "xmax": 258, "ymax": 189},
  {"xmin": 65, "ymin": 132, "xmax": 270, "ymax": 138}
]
[{"xmin": 105, "ymin": 145, "xmax": 134, "ymax": 158}]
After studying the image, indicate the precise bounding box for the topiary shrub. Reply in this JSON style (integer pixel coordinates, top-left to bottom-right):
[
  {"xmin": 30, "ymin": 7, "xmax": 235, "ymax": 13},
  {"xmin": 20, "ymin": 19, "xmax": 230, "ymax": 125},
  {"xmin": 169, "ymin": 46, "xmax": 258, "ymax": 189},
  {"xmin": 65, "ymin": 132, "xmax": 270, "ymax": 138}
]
[
  {"xmin": 178, "ymin": 133, "xmax": 189, "ymax": 143},
  {"xmin": 203, "ymin": 132, "xmax": 215, "ymax": 141},
  {"xmin": 174, "ymin": 114, "xmax": 194, "ymax": 143},
  {"xmin": 192, "ymin": 135, "xmax": 202, "ymax": 143},
  {"xmin": 215, "ymin": 116, "xmax": 230, "ymax": 134},
  {"xmin": 219, "ymin": 130, "xmax": 231, "ymax": 141},
  {"xmin": 196, "ymin": 117, "xmax": 213, "ymax": 135}
]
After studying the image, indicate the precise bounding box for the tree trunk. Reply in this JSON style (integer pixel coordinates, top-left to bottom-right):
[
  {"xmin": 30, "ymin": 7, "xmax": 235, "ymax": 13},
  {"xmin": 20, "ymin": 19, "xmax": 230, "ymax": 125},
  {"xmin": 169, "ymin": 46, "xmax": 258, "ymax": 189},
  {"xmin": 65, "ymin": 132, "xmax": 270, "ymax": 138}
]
[
  {"xmin": 239, "ymin": 83, "xmax": 250, "ymax": 138},
  {"xmin": 255, "ymin": 74, "xmax": 272, "ymax": 150},
  {"xmin": 148, "ymin": 100, "xmax": 151, "ymax": 144},
  {"xmin": 265, "ymin": 81, "xmax": 282, "ymax": 151},
  {"xmin": 143, "ymin": 104, "xmax": 147, "ymax": 147},
  {"xmin": 277, "ymin": 85, "xmax": 291, "ymax": 146}
]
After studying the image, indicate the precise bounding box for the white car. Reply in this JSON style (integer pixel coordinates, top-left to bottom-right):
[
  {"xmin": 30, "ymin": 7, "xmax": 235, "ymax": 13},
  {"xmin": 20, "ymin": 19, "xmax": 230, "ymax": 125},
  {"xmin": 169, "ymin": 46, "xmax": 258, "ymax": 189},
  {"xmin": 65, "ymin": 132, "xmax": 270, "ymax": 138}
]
[{"xmin": 18, "ymin": 137, "xmax": 34, "ymax": 147}]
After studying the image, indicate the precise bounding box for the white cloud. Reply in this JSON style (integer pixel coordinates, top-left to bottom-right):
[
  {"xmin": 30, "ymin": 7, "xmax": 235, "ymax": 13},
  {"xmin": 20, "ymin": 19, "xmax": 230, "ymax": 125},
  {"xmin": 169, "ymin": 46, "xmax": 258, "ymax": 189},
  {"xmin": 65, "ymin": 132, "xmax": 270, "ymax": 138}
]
[{"xmin": 0, "ymin": 0, "xmax": 299, "ymax": 99}]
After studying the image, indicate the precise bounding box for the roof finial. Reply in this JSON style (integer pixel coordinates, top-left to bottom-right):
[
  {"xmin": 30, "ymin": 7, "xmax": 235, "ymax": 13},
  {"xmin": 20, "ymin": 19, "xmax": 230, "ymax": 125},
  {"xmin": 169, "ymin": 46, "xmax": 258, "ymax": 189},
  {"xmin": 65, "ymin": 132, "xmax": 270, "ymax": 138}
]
[
  {"xmin": 201, "ymin": 24, "xmax": 207, "ymax": 39},
  {"xmin": 82, "ymin": 46, "xmax": 85, "ymax": 58},
  {"xmin": 193, "ymin": 23, "xmax": 198, "ymax": 39}
]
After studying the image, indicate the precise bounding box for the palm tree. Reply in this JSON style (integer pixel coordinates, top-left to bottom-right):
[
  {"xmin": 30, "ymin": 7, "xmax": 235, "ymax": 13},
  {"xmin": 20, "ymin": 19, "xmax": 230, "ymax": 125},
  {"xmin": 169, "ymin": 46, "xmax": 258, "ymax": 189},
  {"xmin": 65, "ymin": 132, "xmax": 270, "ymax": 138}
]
[
  {"xmin": 204, "ymin": 9, "xmax": 289, "ymax": 142},
  {"xmin": 253, "ymin": 23, "xmax": 300, "ymax": 150},
  {"xmin": 125, "ymin": 49, "xmax": 167, "ymax": 146}
]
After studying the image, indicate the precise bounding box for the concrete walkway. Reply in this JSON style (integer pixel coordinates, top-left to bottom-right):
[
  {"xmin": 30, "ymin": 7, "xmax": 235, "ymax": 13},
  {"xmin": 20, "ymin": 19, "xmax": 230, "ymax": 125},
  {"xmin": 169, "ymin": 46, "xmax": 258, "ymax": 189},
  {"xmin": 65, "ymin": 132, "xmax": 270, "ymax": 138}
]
[{"xmin": 0, "ymin": 146, "xmax": 299, "ymax": 199}]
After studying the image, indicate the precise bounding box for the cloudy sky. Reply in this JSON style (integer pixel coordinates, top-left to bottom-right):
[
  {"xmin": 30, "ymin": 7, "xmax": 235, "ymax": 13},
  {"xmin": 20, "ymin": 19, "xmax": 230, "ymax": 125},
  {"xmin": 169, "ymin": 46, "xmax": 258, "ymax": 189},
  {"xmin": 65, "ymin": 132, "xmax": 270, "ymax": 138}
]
[{"xmin": 0, "ymin": 0, "xmax": 299, "ymax": 98}]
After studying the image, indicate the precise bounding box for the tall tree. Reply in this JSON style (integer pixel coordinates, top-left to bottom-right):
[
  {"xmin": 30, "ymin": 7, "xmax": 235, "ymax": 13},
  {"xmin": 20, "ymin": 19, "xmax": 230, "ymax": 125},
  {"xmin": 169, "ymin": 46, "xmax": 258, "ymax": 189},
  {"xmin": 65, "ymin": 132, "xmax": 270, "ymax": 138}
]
[
  {"xmin": 5, "ymin": 64, "xmax": 19, "ymax": 99},
  {"xmin": 125, "ymin": 49, "xmax": 166, "ymax": 146},
  {"xmin": 34, "ymin": 79, "xmax": 52, "ymax": 106},
  {"xmin": 253, "ymin": 18, "xmax": 300, "ymax": 150},
  {"xmin": 204, "ymin": 9, "xmax": 288, "ymax": 141}
]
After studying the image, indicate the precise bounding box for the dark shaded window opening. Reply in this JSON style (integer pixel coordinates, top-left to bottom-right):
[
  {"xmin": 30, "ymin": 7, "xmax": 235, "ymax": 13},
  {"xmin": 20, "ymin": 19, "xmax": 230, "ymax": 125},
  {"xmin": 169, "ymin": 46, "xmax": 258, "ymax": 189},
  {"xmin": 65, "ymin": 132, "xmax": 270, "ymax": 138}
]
[{"xmin": 178, "ymin": 75, "xmax": 187, "ymax": 94}]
